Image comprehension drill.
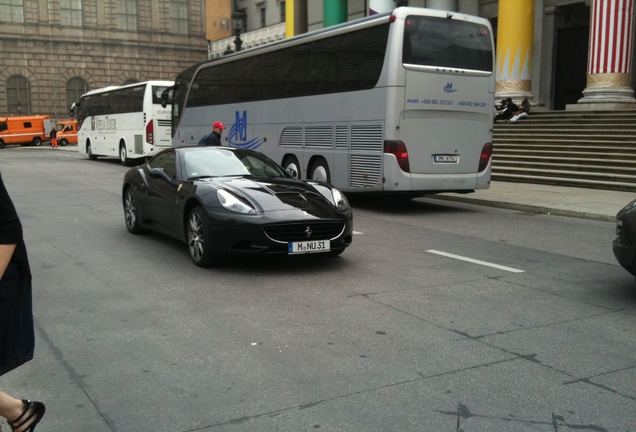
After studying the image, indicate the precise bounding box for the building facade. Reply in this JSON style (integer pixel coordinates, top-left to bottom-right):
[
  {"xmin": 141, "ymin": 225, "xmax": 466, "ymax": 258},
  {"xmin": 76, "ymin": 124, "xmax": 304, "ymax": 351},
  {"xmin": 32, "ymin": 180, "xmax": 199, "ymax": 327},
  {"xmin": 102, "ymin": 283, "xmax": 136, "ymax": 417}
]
[
  {"xmin": 0, "ymin": 0, "xmax": 209, "ymax": 122},
  {"xmin": 208, "ymin": 0, "xmax": 636, "ymax": 111}
]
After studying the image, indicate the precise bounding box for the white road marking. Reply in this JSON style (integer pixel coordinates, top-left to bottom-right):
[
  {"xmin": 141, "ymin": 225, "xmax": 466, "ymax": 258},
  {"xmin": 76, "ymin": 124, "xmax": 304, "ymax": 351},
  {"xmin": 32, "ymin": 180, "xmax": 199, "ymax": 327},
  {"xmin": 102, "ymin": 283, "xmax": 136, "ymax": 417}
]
[
  {"xmin": 353, "ymin": 231, "xmax": 363, "ymax": 235},
  {"xmin": 426, "ymin": 250, "xmax": 525, "ymax": 273}
]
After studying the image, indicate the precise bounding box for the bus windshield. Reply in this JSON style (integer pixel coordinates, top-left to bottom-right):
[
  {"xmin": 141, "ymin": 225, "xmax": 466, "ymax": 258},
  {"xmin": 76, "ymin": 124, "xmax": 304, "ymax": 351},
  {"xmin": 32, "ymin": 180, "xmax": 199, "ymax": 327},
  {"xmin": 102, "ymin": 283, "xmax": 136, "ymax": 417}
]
[{"xmin": 402, "ymin": 15, "xmax": 493, "ymax": 72}]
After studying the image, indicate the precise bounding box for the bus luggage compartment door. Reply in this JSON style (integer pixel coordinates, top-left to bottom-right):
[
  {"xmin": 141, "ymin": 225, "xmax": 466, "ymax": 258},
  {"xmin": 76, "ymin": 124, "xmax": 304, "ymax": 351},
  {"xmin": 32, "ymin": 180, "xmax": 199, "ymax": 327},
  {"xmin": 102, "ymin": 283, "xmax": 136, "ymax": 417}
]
[{"xmin": 135, "ymin": 134, "xmax": 143, "ymax": 154}]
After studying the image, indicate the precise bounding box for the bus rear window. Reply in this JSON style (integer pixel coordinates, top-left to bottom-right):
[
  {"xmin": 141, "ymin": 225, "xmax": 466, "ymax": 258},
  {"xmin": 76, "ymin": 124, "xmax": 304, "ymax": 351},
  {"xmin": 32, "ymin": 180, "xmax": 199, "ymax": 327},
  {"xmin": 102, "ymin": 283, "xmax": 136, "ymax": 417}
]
[{"xmin": 402, "ymin": 15, "xmax": 493, "ymax": 72}]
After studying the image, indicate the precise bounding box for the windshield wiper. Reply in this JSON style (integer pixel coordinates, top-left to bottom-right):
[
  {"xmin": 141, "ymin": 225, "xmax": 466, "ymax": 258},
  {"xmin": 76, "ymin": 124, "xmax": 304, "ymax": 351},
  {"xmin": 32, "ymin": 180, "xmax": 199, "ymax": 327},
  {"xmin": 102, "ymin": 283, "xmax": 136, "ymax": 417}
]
[{"xmin": 187, "ymin": 175, "xmax": 215, "ymax": 181}]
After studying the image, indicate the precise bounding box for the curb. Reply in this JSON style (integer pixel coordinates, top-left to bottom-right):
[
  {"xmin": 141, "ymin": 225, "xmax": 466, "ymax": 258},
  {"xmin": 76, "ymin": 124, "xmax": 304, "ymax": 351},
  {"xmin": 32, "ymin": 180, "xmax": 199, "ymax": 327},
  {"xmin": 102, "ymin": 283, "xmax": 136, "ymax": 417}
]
[{"xmin": 428, "ymin": 194, "xmax": 615, "ymax": 223}]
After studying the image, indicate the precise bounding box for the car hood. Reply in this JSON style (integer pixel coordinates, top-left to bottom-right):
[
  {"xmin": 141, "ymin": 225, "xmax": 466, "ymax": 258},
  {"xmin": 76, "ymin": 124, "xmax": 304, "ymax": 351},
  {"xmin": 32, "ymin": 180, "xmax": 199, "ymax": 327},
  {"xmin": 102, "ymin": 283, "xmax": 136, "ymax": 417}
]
[{"xmin": 203, "ymin": 177, "xmax": 341, "ymax": 216}]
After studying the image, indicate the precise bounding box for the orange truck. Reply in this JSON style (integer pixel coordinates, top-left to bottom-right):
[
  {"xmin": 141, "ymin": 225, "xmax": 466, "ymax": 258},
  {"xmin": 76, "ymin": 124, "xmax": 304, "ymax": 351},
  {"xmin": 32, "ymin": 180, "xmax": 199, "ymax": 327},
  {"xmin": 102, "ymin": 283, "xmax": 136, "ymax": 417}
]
[
  {"xmin": 0, "ymin": 115, "xmax": 52, "ymax": 149},
  {"xmin": 55, "ymin": 119, "xmax": 78, "ymax": 146}
]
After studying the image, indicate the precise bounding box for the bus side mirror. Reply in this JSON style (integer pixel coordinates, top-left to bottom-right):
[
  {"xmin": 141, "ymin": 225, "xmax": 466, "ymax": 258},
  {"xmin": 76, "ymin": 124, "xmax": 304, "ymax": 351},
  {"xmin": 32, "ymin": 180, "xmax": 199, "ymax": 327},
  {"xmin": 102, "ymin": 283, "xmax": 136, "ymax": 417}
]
[
  {"xmin": 69, "ymin": 102, "xmax": 76, "ymax": 117},
  {"xmin": 161, "ymin": 86, "xmax": 174, "ymax": 108}
]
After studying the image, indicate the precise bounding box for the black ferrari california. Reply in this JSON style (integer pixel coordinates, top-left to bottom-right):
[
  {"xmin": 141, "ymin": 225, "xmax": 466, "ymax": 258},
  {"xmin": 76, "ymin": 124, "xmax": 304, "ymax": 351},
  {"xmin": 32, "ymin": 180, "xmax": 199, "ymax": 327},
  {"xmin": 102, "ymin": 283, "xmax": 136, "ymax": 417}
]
[{"xmin": 122, "ymin": 146, "xmax": 353, "ymax": 267}]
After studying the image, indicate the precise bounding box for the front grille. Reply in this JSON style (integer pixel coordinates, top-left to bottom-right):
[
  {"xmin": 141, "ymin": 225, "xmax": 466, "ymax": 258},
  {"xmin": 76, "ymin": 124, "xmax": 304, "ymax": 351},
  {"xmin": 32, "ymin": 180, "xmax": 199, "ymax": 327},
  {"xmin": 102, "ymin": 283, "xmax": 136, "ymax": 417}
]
[{"xmin": 264, "ymin": 221, "xmax": 346, "ymax": 243}]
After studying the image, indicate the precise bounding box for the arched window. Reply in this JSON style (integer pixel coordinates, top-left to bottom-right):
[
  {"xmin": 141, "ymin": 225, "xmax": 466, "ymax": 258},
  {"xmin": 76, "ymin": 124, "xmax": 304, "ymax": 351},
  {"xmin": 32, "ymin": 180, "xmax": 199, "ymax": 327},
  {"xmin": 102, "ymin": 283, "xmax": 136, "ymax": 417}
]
[
  {"xmin": 66, "ymin": 77, "xmax": 88, "ymax": 112},
  {"xmin": 6, "ymin": 75, "xmax": 30, "ymax": 115}
]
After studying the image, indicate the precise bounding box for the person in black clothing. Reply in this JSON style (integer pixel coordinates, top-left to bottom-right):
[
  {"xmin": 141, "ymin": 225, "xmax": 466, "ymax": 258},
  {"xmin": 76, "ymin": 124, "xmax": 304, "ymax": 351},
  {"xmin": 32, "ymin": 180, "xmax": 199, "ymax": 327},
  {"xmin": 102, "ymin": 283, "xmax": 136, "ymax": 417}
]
[
  {"xmin": 494, "ymin": 97, "xmax": 518, "ymax": 122},
  {"xmin": 509, "ymin": 97, "xmax": 531, "ymax": 123},
  {"xmin": 0, "ymin": 172, "xmax": 46, "ymax": 432},
  {"xmin": 198, "ymin": 121, "xmax": 225, "ymax": 146}
]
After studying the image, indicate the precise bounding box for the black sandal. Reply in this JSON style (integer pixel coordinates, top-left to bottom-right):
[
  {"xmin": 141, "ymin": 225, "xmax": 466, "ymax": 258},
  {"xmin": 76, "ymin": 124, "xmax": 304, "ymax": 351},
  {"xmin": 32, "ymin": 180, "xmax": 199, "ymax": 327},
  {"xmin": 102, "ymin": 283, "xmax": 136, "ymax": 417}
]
[{"xmin": 8, "ymin": 400, "xmax": 46, "ymax": 432}]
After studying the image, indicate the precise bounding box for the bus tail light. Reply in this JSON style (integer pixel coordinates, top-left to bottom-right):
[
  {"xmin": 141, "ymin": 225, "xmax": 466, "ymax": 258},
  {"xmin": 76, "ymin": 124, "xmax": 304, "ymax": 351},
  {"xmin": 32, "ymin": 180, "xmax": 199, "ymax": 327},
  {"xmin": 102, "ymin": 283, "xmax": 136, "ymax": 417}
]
[
  {"xmin": 478, "ymin": 142, "xmax": 492, "ymax": 172},
  {"xmin": 384, "ymin": 140, "xmax": 410, "ymax": 173},
  {"xmin": 146, "ymin": 120, "xmax": 154, "ymax": 145}
]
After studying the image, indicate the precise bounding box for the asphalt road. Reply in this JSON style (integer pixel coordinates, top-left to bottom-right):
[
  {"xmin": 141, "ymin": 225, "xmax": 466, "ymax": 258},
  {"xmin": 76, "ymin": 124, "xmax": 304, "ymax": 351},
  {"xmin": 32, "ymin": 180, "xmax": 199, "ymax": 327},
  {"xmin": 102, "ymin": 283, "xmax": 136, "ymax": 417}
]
[{"xmin": 1, "ymin": 148, "xmax": 635, "ymax": 432}]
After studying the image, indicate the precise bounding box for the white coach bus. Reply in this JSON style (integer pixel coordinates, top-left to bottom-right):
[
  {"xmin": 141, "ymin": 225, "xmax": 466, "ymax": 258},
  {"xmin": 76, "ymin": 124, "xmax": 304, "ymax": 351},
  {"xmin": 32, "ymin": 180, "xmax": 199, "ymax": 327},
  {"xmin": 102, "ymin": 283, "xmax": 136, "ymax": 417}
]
[
  {"xmin": 169, "ymin": 7, "xmax": 495, "ymax": 197},
  {"xmin": 76, "ymin": 80, "xmax": 174, "ymax": 165}
]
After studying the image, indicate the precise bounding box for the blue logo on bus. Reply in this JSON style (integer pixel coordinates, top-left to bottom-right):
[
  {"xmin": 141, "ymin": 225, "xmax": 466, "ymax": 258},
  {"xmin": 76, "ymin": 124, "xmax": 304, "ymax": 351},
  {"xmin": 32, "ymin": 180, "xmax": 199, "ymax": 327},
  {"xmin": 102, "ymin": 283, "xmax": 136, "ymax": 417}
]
[
  {"xmin": 228, "ymin": 111, "xmax": 263, "ymax": 150},
  {"xmin": 444, "ymin": 83, "xmax": 457, "ymax": 93}
]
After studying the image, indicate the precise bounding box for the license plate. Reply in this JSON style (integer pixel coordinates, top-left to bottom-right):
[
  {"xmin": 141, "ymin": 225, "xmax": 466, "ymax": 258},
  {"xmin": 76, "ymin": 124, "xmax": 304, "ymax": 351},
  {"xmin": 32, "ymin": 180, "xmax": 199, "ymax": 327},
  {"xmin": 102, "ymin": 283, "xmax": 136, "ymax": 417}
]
[
  {"xmin": 434, "ymin": 155, "xmax": 458, "ymax": 163},
  {"xmin": 288, "ymin": 240, "xmax": 330, "ymax": 254}
]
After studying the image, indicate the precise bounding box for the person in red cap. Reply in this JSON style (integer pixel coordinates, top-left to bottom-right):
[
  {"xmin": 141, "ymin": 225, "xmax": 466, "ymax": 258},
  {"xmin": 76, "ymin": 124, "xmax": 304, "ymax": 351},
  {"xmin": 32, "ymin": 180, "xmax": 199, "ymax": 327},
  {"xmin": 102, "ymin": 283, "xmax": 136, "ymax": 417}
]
[{"xmin": 198, "ymin": 121, "xmax": 225, "ymax": 146}]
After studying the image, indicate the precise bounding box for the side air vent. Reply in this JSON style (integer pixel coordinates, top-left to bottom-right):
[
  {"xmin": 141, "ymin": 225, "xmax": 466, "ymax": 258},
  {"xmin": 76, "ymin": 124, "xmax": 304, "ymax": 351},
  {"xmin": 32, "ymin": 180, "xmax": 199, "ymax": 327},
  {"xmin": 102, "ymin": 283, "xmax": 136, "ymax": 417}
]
[
  {"xmin": 305, "ymin": 126, "xmax": 333, "ymax": 148},
  {"xmin": 335, "ymin": 125, "xmax": 348, "ymax": 149},
  {"xmin": 280, "ymin": 127, "xmax": 303, "ymax": 147},
  {"xmin": 350, "ymin": 154, "xmax": 382, "ymax": 189},
  {"xmin": 351, "ymin": 124, "xmax": 383, "ymax": 152}
]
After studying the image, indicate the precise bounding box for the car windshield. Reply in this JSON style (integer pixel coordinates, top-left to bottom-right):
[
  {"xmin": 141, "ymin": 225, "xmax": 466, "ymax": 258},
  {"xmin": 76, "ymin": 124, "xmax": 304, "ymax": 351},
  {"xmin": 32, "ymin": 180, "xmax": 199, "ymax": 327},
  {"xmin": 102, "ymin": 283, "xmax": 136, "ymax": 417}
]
[{"xmin": 183, "ymin": 148, "xmax": 288, "ymax": 180}]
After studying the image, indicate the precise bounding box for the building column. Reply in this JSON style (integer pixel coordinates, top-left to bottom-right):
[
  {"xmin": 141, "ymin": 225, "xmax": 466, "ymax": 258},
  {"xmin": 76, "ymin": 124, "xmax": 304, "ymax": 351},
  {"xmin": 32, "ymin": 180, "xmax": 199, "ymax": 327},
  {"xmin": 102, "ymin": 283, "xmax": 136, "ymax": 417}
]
[
  {"xmin": 408, "ymin": 0, "xmax": 456, "ymax": 10},
  {"xmin": 324, "ymin": 0, "xmax": 347, "ymax": 27},
  {"xmin": 573, "ymin": 0, "xmax": 636, "ymax": 110},
  {"xmin": 425, "ymin": 0, "xmax": 456, "ymax": 10},
  {"xmin": 368, "ymin": 0, "xmax": 396, "ymax": 15},
  {"xmin": 286, "ymin": 0, "xmax": 308, "ymax": 37},
  {"xmin": 495, "ymin": 0, "xmax": 535, "ymax": 103}
]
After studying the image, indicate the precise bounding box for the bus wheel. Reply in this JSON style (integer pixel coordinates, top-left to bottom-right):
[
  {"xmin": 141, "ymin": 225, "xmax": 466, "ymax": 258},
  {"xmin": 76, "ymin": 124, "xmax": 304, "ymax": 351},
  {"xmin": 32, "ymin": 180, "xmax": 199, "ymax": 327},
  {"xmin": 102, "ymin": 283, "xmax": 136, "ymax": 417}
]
[
  {"xmin": 87, "ymin": 143, "xmax": 98, "ymax": 160},
  {"xmin": 187, "ymin": 207, "xmax": 222, "ymax": 267},
  {"xmin": 310, "ymin": 157, "xmax": 331, "ymax": 183},
  {"xmin": 60, "ymin": 139, "xmax": 68, "ymax": 147},
  {"xmin": 120, "ymin": 144, "xmax": 131, "ymax": 166},
  {"xmin": 283, "ymin": 156, "xmax": 301, "ymax": 179},
  {"xmin": 32, "ymin": 137, "xmax": 42, "ymax": 146}
]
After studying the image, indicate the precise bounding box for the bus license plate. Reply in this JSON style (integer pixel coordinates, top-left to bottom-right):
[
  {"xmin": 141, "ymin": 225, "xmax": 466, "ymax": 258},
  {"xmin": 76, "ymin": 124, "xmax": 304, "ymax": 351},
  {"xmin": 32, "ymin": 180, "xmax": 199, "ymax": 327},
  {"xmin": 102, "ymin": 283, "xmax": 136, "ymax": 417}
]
[
  {"xmin": 434, "ymin": 155, "xmax": 458, "ymax": 163},
  {"xmin": 288, "ymin": 240, "xmax": 330, "ymax": 254}
]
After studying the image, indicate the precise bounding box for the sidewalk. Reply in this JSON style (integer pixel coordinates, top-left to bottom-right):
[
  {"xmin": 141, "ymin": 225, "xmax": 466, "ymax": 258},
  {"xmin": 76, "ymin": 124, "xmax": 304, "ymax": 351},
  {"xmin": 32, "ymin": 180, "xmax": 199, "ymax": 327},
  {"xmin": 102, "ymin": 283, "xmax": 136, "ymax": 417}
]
[
  {"xmin": 36, "ymin": 145, "xmax": 634, "ymax": 222},
  {"xmin": 432, "ymin": 181, "xmax": 632, "ymax": 223}
]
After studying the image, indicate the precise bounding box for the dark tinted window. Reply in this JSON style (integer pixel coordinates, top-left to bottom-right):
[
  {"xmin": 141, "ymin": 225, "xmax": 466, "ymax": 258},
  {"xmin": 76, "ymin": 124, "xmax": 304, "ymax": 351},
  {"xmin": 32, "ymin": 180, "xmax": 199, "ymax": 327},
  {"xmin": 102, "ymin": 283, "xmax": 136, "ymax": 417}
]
[
  {"xmin": 77, "ymin": 84, "xmax": 148, "ymax": 129},
  {"xmin": 171, "ymin": 64, "xmax": 198, "ymax": 132},
  {"xmin": 403, "ymin": 15, "xmax": 493, "ymax": 72},
  {"xmin": 186, "ymin": 23, "xmax": 389, "ymax": 108},
  {"xmin": 149, "ymin": 151, "xmax": 176, "ymax": 179}
]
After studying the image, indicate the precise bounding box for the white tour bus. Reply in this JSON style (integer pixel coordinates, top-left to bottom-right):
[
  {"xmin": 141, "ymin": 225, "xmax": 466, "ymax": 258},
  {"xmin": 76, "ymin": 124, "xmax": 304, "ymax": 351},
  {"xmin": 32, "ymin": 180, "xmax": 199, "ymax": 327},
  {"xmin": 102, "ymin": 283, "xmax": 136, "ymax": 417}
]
[
  {"xmin": 76, "ymin": 80, "xmax": 174, "ymax": 165},
  {"xmin": 169, "ymin": 7, "xmax": 495, "ymax": 197}
]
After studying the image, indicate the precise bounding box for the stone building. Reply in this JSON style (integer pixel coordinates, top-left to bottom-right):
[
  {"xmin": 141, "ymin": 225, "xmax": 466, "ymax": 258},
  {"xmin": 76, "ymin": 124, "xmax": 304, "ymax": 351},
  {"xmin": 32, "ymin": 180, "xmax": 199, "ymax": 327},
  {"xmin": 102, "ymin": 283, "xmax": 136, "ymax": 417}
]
[{"xmin": 0, "ymin": 0, "xmax": 209, "ymax": 122}]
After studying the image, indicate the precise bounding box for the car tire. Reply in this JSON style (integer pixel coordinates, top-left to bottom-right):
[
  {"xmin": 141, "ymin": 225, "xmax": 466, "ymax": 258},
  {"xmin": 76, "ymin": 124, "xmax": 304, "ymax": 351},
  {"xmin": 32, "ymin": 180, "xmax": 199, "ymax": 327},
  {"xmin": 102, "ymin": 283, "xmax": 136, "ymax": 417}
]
[
  {"xmin": 0, "ymin": 140, "xmax": 4, "ymax": 149},
  {"xmin": 283, "ymin": 155, "xmax": 301, "ymax": 179},
  {"xmin": 87, "ymin": 143, "xmax": 98, "ymax": 160},
  {"xmin": 32, "ymin": 137, "xmax": 42, "ymax": 146},
  {"xmin": 124, "ymin": 188, "xmax": 145, "ymax": 234},
  {"xmin": 60, "ymin": 138, "xmax": 68, "ymax": 147},
  {"xmin": 187, "ymin": 207, "xmax": 222, "ymax": 267},
  {"xmin": 120, "ymin": 143, "xmax": 131, "ymax": 166},
  {"xmin": 310, "ymin": 157, "xmax": 331, "ymax": 183}
]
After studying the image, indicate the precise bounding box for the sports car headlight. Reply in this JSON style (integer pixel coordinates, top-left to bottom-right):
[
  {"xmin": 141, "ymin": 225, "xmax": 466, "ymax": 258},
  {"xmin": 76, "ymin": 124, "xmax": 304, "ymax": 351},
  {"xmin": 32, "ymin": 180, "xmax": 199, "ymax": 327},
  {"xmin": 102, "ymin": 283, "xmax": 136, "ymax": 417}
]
[
  {"xmin": 332, "ymin": 188, "xmax": 349, "ymax": 212},
  {"xmin": 217, "ymin": 189, "xmax": 256, "ymax": 215}
]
